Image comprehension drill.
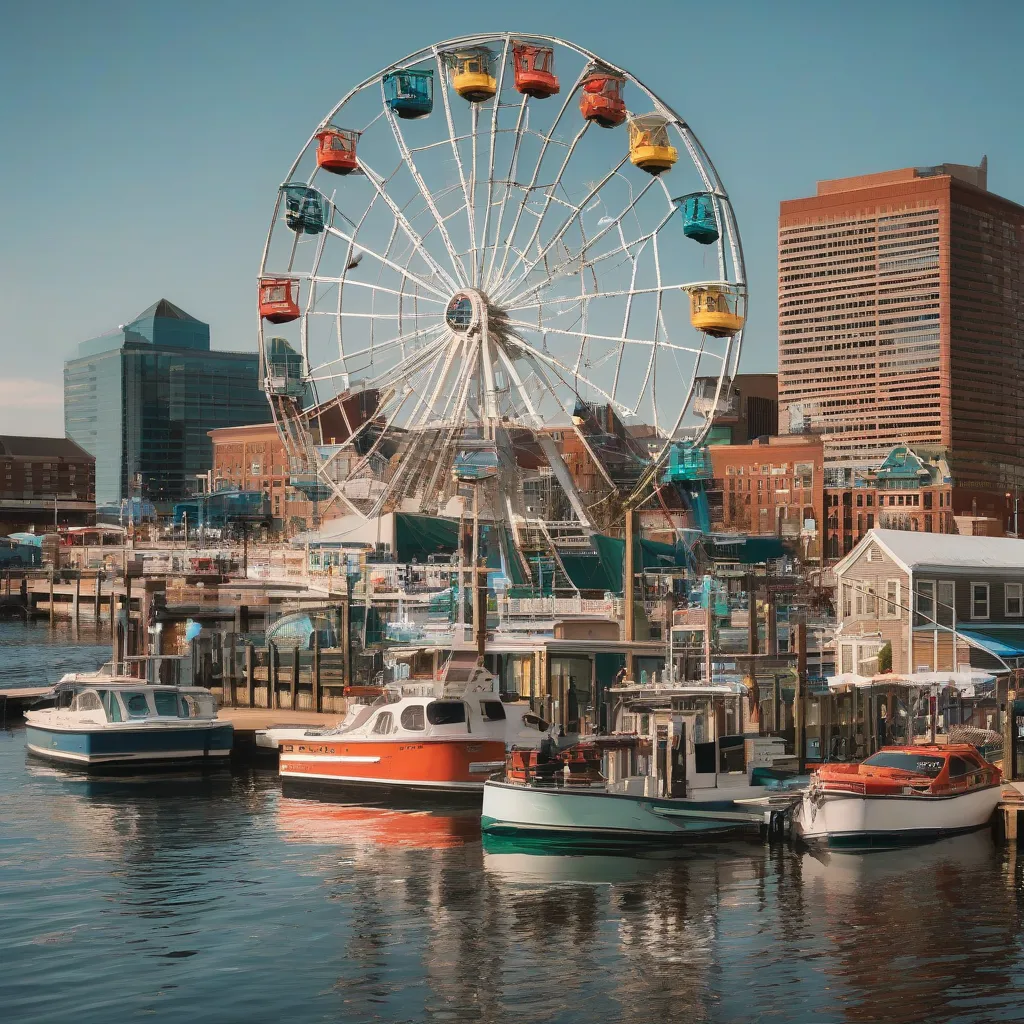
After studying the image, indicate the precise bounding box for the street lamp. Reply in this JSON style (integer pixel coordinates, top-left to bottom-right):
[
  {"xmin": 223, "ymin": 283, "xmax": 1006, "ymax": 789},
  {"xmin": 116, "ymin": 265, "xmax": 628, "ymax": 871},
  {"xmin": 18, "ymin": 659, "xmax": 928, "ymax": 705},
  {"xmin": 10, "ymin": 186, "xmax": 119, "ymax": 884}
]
[{"xmin": 1006, "ymin": 492, "xmax": 1019, "ymax": 537}]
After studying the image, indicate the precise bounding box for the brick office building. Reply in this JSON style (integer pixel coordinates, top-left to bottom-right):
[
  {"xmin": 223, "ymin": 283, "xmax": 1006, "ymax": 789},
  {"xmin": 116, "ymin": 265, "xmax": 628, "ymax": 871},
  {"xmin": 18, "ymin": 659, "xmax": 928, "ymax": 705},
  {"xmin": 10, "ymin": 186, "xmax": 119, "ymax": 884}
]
[
  {"xmin": 209, "ymin": 423, "xmax": 312, "ymax": 533},
  {"xmin": 0, "ymin": 435, "xmax": 95, "ymax": 534},
  {"xmin": 778, "ymin": 159, "xmax": 1024, "ymax": 531},
  {"xmin": 705, "ymin": 434, "xmax": 825, "ymax": 560}
]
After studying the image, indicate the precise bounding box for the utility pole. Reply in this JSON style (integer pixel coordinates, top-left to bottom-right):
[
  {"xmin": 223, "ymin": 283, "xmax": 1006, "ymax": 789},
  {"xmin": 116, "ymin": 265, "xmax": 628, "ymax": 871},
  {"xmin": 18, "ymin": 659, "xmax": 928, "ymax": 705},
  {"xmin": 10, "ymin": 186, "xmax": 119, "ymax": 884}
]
[{"xmin": 624, "ymin": 509, "xmax": 637, "ymax": 682}]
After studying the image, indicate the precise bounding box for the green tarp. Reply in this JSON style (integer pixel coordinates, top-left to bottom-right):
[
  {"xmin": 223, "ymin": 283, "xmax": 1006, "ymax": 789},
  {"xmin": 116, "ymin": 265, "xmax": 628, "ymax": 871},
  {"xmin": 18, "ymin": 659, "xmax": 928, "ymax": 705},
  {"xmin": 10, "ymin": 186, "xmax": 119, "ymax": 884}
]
[
  {"xmin": 394, "ymin": 513, "xmax": 459, "ymax": 562},
  {"xmin": 701, "ymin": 536, "xmax": 788, "ymax": 564}
]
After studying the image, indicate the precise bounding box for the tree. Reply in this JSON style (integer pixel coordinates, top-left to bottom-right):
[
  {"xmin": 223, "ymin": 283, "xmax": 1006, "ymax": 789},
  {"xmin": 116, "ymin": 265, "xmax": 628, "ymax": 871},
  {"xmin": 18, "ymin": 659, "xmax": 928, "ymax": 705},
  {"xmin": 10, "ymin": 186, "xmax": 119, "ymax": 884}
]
[{"xmin": 877, "ymin": 642, "xmax": 892, "ymax": 674}]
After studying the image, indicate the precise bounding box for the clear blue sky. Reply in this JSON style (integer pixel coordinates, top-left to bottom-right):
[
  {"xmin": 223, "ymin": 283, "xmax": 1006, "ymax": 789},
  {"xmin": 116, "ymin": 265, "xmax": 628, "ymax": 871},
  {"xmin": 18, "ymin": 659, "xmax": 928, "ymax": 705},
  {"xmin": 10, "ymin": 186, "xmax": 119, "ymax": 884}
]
[{"xmin": 1, "ymin": 0, "xmax": 1021, "ymax": 435}]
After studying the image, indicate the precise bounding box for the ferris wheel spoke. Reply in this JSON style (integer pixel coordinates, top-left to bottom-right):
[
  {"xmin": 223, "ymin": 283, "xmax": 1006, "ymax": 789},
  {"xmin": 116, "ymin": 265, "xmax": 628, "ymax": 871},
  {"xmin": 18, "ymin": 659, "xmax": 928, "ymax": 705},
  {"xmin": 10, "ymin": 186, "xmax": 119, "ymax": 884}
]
[
  {"xmin": 495, "ymin": 125, "xmax": 597, "ymax": 293},
  {"xmin": 325, "ymin": 224, "xmax": 449, "ymax": 301},
  {"xmin": 310, "ymin": 275, "xmax": 444, "ymax": 303},
  {"xmin": 481, "ymin": 94, "xmax": 528, "ymax": 288},
  {"xmin": 364, "ymin": 329, "xmax": 450, "ymax": 389},
  {"xmin": 317, "ymin": 321, "xmax": 446, "ymax": 365},
  {"xmin": 487, "ymin": 64, "xmax": 590, "ymax": 290},
  {"xmin": 383, "ymin": 105, "xmax": 469, "ymax": 289},
  {"xmin": 496, "ymin": 167, "xmax": 657, "ymax": 306},
  {"xmin": 357, "ymin": 160, "xmax": 462, "ymax": 295},
  {"xmin": 502, "ymin": 330, "xmax": 618, "ymax": 411},
  {"xmin": 433, "ymin": 47, "xmax": 475, "ymax": 284}
]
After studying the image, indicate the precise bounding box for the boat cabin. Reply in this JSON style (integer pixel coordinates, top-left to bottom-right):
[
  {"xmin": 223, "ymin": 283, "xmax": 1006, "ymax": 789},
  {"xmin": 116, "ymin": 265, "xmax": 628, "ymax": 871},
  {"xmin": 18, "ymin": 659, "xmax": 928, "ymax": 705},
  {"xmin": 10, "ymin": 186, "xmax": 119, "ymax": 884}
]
[{"xmin": 34, "ymin": 682, "xmax": 218, "ymax": 724}]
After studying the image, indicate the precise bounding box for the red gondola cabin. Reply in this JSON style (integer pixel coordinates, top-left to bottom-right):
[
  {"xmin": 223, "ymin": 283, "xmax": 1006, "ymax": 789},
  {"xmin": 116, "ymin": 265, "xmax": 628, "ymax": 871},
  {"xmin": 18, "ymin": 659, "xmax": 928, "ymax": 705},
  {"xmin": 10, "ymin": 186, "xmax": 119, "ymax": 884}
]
[
  {"xmin": 512, "ymin": 42, "xmax": 559, "ymax": 98},
  {"xmin": 579, "ymin": 70, "xmax": 626, "ymax": 128},
  {"xmin": 315, "ymin": 127, "xmax": 359, "ymax": 174},
  {"xmin": 259, "ymin": 278, "xmax": 300, "ymax": 324}
]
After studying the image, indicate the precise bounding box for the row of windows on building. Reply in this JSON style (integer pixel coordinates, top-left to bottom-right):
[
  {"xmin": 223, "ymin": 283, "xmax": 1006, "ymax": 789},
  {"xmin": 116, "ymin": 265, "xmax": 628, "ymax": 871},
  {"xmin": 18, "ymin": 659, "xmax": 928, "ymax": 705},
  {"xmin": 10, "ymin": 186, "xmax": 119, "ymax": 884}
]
[
  {"xmin": 842, "ymin": 578, "xmax": 1022, "ymax": 623},
  {"xmin": 828, "ymin": 490, "xmax": 949, "ymax": 509}
]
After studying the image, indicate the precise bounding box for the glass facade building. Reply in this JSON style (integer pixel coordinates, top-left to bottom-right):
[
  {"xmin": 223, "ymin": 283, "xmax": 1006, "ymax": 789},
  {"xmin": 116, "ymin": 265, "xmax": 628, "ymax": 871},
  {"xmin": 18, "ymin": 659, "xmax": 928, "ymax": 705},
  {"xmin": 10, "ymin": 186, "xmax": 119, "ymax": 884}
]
[{"xmin": 65, "ymin": 299, "xmax": 268, "ymax": 508}]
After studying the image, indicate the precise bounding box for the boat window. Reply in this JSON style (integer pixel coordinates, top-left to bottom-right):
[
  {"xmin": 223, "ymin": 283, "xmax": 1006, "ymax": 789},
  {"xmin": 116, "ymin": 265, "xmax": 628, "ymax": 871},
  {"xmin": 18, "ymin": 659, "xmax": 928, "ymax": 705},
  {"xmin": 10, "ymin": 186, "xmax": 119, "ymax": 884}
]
[
  {"xmin": 522, "ymin": 713, "xmax": 550, "ymax": 731},
  {"xmin": 948, "ymin": 756, "xmax": 972, "ymax": 778},
  {"xmin": 426, "ymin": 701, "xmax": 466, "ymax": 726},
  {"xmin": 862, "ymin": 751, "xmax": 944, "ymax": 777},
  {"xmin": 100, "ymin": 691, "xmax": 122, "ymax": 722},
  {"xmin": 57, "ymin": 687, "xmax": 75, "ymax": 709},
  {"xmin": 71, "ymin": 691, "xmax": 103, "ymax": 713},
  {"xmin": 372, "ymin": 712, "xmax": 395, "ymax": 735},
  {"xmin": 480, "ymin": 700, "xmax": 506, "ymax": 722},
  {"xmin": 122, "ymin": 692, "xmax": 152, "ymax": 719},
  {"xmin": 400, "ymin": 705, "xmax": 425, "ymax": 731},
  {"xmin": 153, "ymin": 690, "xmax": 180, "ymax": 717}
]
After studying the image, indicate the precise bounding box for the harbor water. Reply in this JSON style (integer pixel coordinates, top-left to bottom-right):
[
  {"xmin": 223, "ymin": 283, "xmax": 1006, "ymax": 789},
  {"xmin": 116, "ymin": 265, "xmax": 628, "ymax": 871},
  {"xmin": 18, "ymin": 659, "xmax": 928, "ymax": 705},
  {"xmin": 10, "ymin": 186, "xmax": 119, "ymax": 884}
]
[{"xmin": 4, "ymin": 624, "xmax": 1024, "ymax": 1023}]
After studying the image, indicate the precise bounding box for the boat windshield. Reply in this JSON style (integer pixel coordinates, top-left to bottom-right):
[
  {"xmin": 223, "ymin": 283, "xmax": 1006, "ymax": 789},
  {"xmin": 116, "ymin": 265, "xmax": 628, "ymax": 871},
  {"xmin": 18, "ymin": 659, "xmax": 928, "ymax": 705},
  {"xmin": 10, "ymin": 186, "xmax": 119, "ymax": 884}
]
[{"xmin": 862, "ymin": 751, "xmax": 945, "ymax": 777}]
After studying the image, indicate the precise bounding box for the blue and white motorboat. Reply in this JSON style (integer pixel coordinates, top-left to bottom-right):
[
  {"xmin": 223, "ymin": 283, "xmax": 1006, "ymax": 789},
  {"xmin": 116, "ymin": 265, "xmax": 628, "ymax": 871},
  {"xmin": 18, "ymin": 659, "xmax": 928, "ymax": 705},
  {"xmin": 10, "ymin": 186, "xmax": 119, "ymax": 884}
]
[{"xmin": 25, "ymin": 664, "xmax": 232, "ymax": 770}]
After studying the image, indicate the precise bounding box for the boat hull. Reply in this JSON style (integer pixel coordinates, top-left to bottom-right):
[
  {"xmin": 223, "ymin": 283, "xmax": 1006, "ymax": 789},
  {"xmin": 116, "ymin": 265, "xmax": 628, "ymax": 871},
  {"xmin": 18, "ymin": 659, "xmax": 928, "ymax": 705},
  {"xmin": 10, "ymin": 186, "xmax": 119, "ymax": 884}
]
[
  {"xmin": 480, "ymin": 780, "xmax": 762, "ymax": 846},
  {"xmin": 794, "ymin": 784, "xmax": 1002, "ymax": 849},
  {"xmin": 25, "ymin": 722, "xmax": 234, "ymax": 770},
  {"xmin": 279, "ymin": 737, "xmax": 507, "ymax": 806}
]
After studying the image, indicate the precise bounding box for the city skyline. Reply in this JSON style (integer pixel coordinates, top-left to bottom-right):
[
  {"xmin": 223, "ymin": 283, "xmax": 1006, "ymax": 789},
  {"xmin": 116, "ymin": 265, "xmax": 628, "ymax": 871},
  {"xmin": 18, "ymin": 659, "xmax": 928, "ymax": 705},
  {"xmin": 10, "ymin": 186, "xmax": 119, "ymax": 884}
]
[{"xmin": 2, "ymin": 0, "xmax": 1023, "ymax": 434}]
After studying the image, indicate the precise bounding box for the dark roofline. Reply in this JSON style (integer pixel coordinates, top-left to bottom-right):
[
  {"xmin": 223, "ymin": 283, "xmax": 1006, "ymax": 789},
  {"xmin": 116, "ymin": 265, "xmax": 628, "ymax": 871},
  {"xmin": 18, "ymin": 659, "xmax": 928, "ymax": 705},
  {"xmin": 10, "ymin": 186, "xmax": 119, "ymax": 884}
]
[{"xmin": 0, "ymin": 435, "xmax": 95, "ymax": 461}]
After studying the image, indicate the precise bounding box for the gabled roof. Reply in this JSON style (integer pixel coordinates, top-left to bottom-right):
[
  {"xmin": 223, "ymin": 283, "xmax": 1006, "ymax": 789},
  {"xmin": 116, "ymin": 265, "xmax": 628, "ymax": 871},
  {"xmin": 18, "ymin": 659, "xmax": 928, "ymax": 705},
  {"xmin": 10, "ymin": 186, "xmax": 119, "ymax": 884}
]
[
  {"xmin": 129, "ymin": 298, "xmax": 201, "ymax": 324},
  {"xmin": 836, "ymin": 528, "xmax": 1024, "ymax": 576}
]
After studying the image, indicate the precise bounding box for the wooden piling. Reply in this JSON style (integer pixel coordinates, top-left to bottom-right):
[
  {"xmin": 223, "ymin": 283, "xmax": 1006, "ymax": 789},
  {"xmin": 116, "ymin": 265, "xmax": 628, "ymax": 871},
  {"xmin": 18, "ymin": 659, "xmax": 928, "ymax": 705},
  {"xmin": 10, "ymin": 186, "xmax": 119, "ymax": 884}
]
[
  {"xmin": 291, "ymin": 646, "xmax": 299, "ymax": 709},
  {"xmin": 268, "ymin": 644, "xmax": 277, "ymax": 711},
  {"xmin": 795, "ymin": 620, "xmax": 807, "ymax": 771},
  {"xmin": 1005, "ymin": 686, "xmax": 1017, "ymax": 782},
  {"xmin": 73, "ymin": 574, "xmax": 81, "ymax": 623},
  {"xmin": 227, "ymin": 633, "xmax": 237, "ymax": 707},
  {"xmin": 245, "ymin": 644, "xmax": 254, "ymax": 708},
  {"xmin": 341, "ymin": 597, "xmax": 351, "ymax": 687},
  {"xmin": 94, "ymin": 573, "xmax": 101, "ymax": 619},
  {"xmin": 48, "ymin": 570, "xmax": 54, "ymax": 624},
  {"xmin": 312, "ymin": 630, "xmax": 321, "ymax": 713}
]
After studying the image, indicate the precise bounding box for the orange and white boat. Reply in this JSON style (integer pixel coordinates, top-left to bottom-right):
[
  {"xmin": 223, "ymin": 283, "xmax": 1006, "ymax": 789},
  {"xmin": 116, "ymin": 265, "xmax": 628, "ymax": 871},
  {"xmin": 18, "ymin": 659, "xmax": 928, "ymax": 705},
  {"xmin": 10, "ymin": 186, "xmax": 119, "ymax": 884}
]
[
  {"xmin": 794, "ymin": 744, "xmax": 1002, "ymax": 849},
  {"xmin": 278, "ymin": 655, "xmax": 553, "ymax": 805}
]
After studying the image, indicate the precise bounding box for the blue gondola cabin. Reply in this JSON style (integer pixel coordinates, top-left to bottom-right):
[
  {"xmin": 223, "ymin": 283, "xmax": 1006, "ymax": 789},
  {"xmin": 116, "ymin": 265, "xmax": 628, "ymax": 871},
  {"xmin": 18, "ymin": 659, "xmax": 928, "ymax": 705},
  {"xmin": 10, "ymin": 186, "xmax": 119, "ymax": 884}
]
[
  {"xmin": 512, "ymin": 42, "xmax": 559, "ymax": 98},
  {"xmin": 579, "ymin": 70, "xmax": 626, "ymax": 128},
  {"xmin": 281, "ymin": 185, "xmax": 325, "ymax": 235},
  {"xmin": 315, "ymin": 127, "xmax": 359, "ymax": 174},
  {"xmin": 675, "ymin": 193, "xmax": 719, "ymax": 245},
  {"xmin": 384, "ymin": 69, "xmax": 434, "ymax": 119}
]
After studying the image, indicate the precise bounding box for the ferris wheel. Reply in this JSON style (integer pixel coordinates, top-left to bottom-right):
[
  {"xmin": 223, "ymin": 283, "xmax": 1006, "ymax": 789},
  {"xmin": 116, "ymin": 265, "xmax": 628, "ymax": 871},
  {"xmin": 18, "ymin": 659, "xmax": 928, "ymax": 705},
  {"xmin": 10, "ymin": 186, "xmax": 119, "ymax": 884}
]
[{"xmin": 257, "ymin": 32, "xmax": 746, "ymax": 533}]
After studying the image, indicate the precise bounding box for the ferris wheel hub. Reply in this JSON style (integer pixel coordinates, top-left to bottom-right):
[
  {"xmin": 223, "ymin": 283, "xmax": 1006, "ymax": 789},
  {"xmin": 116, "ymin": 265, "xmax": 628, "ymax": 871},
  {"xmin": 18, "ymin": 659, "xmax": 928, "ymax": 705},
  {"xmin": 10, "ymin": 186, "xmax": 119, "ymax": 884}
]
[{"xmin": 445, "ymin": 288, "xmax": 497, "ymax": 334}]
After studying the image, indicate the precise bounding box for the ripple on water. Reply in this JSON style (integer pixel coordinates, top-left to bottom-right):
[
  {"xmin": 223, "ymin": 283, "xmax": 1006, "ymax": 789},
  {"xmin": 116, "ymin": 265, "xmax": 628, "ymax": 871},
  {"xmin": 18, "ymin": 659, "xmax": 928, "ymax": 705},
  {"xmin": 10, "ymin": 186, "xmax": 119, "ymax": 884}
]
[{"xmin": 4, "ymin": 628, "xmax": 1024, "ymax": 1022}]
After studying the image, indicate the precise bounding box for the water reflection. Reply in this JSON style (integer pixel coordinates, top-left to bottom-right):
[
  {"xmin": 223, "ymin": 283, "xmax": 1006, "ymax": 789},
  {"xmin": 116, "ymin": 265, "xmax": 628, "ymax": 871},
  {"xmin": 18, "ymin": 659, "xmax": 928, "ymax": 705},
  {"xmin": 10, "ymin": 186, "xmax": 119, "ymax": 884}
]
[{"xmin": 4, "ymin": 705, "xmax": 1024, "ymax": 1021}]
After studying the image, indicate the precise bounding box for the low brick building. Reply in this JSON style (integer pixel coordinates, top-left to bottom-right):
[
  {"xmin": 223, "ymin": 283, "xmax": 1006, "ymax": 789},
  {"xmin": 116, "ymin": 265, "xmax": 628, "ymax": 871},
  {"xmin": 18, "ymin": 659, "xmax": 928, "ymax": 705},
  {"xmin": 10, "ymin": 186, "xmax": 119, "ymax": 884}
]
[
  {"xmin": 209, "ymin": 423, "xmax": 313, "ymax": 533},
  {"xmin": 0, "ymin": 435, "xmax": 95, "ymax": 534},
  {"xmin": 705, "ymin": 434, "xmax": 825, "ymax": 560}
]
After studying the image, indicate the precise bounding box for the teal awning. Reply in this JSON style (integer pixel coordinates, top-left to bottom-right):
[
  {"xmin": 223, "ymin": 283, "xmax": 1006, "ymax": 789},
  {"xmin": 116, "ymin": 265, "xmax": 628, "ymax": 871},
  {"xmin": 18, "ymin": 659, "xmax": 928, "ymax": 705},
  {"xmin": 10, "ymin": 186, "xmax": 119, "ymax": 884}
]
[{"xmin": 957, "ymin": 627, "xmax": 1024, "ymax": 660}]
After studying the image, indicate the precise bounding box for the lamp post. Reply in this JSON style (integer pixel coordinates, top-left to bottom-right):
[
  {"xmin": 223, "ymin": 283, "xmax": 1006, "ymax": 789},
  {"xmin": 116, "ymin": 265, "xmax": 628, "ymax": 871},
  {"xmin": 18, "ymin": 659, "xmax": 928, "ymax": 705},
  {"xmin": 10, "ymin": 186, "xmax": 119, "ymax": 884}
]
[{"xmin": 1007, "ymin": 492, "xmax": 1019, "ymax": 537}]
